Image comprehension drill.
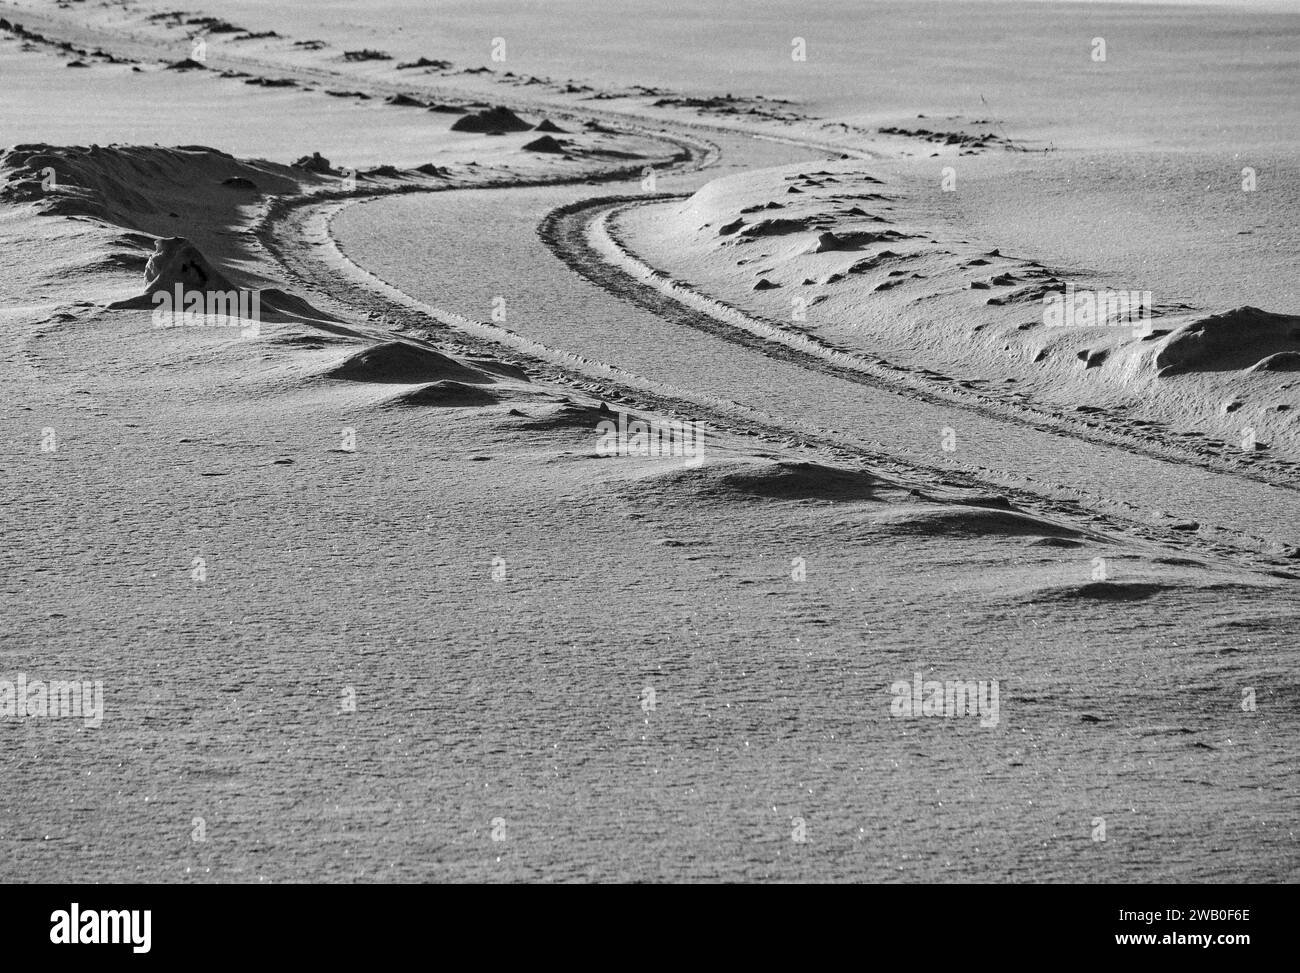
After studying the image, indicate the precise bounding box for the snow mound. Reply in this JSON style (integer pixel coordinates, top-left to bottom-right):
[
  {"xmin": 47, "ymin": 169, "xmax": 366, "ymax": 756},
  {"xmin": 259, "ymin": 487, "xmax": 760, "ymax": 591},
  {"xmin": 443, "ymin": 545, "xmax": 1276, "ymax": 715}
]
[
  {"xmin": 450, "ymin": 106, "xmax": 532, "ymax": 133},
  {"xmin": 327, "ymin": 341, "xmax": 495, "ymax": 384},
  {"xmin": 1151, "ymin": 307, "xmax": 1300, "ymax": 376}
]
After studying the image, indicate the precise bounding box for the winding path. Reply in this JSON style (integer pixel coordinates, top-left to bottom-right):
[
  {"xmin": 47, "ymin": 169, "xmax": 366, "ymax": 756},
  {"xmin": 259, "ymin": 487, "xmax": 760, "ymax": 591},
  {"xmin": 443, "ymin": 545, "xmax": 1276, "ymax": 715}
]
[{"xmin": 266, "ymin": 173, "xmax": 1300, "ymax": 573}]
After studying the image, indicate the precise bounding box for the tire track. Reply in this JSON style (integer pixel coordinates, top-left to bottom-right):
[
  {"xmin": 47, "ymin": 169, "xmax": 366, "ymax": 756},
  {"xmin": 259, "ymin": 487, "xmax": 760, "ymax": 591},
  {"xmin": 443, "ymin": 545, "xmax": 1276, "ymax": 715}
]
[
  {"xmin": 550, "ymin": 194, "xmax": 1299, "ymax": 496},
  {"xmin": 268, "ymin": 186, "xmax": 1296, "ymax": 575}
]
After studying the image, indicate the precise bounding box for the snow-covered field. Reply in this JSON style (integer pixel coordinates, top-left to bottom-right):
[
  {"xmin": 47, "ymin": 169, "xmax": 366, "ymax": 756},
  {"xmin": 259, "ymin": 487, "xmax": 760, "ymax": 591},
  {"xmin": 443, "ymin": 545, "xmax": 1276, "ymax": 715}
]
[{"xmin": 1, "ymin": 0, "xmax": 1296, "ymax": 882}]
